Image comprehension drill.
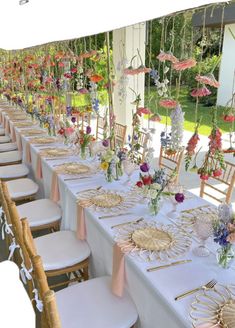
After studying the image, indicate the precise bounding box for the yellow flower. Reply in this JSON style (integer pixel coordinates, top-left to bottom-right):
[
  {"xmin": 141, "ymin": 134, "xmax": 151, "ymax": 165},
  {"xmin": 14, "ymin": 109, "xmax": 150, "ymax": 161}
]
[
  {"xmin": 100, "ymin": 162, "xmax": 109, "ymax": 170},
  {"xmin": 44, "ymin": 123, "xmax": 49, "ymax": 128}
]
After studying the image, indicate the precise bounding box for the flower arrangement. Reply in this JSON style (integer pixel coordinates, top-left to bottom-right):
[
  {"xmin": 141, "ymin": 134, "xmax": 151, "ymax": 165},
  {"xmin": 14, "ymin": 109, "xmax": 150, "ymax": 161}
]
[
  {"xmin": 185, "ymin": 120, "xmax": 201, "ymax": 171},
  {"xmin": 135, "ymin": 163, "xmax": 174, "ymax": 215},
  {"xmin": 198, "ymin": 112, "xmax": 225, "ymax": 180},
  {"xmin": 100, "ymin": 149, "xmax": 120, "ymax": 182},
  {"xmin": 213, "ymin": 204, "xmax": 235, "ymax": 268},
  {"xmin": 57, "ymin": 120, "xmax": 75, "ymax": 145},
  {"xmin": 74, "ymin": 126, "xmax": 94, "ymax": 159}
]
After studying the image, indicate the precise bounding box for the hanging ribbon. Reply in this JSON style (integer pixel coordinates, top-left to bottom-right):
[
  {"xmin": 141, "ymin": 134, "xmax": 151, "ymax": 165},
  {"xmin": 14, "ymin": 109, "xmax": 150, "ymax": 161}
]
[
  {"xmin": 20, "ymin": 262, "xmax": 33, "ymax": 284},
  {"xmin": 1, "ymin": 221, "xmax": 13, "ymax": 241},
  {"xmin": 32, "ymin": 289, "xmax": 43, "ymax": 312},
  {"xmin": 8, "ymin": 238, "xmax": 20, "ymax": 260}
]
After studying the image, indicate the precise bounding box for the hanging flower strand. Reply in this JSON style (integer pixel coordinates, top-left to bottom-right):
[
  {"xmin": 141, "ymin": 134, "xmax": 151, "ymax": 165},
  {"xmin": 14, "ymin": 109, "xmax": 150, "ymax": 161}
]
[
  {"xmin": 198, "ymin": 109, "xmax": 225, "ymax": 180},
  {"xmin": 185, "ymin": 119, "xmax": 201, "ymax": 171}
]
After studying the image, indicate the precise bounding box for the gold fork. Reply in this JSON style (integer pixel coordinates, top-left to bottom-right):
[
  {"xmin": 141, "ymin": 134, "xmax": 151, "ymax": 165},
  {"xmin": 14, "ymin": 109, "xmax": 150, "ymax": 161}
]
[{"xmin": 174, "ymin": 279, "xmax": 217, "ymax": 301}]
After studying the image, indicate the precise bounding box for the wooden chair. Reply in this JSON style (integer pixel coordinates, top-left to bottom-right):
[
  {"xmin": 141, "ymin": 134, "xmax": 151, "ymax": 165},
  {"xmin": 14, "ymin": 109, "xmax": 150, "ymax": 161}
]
[
  {"xmin": 5, "ymin": 178, "xmax": 39, "ymax": 204},
  {"xmin": 0, "ymin": 163, "xmax": 29, "ymax": 181},
  {"xmin": 96, "ymin": 115, "xmax": 107, "ymax": 140},
  {"xmin": 200, "ymin": 160, "xmax": 235, "ymax": 204},
  {"xmin": 159, "ymin": 146, "xmax": 184, "ymax": 184},
  {"xmin": 3, "ymin": 182, "xmax": 61, "ymax": 232},
  {"xmin": 6, "ymin": 200, "xmax": 90, "ymax": 290},
  {"xmin": 114, "ymin": 122, "xmax": 127, "ymax": 148},
  {"xmin": 22, "ymin": 218, "xmax": 138, "ymax": 328}
]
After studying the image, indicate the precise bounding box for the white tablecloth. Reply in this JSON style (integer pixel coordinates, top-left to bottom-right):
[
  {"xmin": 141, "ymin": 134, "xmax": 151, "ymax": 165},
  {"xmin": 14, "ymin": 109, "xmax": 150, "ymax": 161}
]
[{"xmin": 2, "ymin": 108, "xmax": 235, "ymax": 328}]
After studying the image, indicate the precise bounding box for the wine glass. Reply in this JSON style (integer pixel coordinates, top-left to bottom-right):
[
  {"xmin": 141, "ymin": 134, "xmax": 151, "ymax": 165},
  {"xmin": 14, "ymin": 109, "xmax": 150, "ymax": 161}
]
[
  {"xmin": 193, "ymin": 214, "xmax": 213, "ymax": 257},
  {"xmin": 167, "ymin": 183, "xmax": 184, "ymax": 219},
  {"xmin": 123, "ymin": 159, "xmax": 137, "ymax": 185}
]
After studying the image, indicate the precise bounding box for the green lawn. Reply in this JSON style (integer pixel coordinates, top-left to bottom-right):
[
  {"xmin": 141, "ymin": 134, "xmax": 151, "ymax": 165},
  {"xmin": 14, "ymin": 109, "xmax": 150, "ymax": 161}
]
[{"xmin": 145, "ymin": 87, "xmax": 231, "ymax": 136}]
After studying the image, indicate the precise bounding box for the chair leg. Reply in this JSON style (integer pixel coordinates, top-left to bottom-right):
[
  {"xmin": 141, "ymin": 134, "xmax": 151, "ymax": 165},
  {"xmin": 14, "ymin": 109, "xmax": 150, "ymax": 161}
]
[{"xmin": 83, "ymin": 266, "xmax": 89, "ymax": 281}]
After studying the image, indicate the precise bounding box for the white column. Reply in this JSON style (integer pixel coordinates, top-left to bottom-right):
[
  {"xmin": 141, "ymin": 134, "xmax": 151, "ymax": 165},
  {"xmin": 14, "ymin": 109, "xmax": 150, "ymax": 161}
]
[
  {"xmin": 112, "ymin": 23, "xmax": 146, "ymax": 138},
  {"xmin": 217, "ymin": 23, "xmax": 235, "ymax": 107}
]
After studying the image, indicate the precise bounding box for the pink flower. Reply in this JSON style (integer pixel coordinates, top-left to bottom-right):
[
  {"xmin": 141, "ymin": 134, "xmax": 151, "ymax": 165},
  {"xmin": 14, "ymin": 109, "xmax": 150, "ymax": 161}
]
[
  {"xmin": 195, "ymin": 74, "xmax": 220, "ymax": 88},
  {"xmin": 136, "ymin": 66, "xmax": 151, "ymax": 74},
  {"xmin": 64, "ymin": 127, "xmax": 74, "ymax": 136},
  {"xmin": 159, "ymin": 99, "xmax": 177, "ymax": 109},
  {"xmin": 137, "ymin": 107, "xmax": 151, "ymax": 116},
  {"xmin": 157, "ymin": 51, "xmax": 178, "ymax": 63},
  {"xmin": 191, "ymin": 87, "xmax": 211, "ymax": 97},
  {"xmin": 173, "ymin": 58, "xmax": 197, "ymax": 71}
]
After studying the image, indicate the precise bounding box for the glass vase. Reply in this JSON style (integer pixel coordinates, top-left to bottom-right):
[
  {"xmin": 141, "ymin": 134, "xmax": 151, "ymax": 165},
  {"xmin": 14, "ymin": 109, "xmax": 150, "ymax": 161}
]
[
  {"xmin": 80, "ymin": 147, "xmax": 87, "ymax": 160},
  {"xmin": 148, "ymin": 197, "xmax": 162, "ymax": 216},
  {"xmin": 106, "ymin": 165, "xmax": 114, "ymax": 183},
  {"xmin": 216, "ymin": 245, "xmax": 234, "ymax": 269}
]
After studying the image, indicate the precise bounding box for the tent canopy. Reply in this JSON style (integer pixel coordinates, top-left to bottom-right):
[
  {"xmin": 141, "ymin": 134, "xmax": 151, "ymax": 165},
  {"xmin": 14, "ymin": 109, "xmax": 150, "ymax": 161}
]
[{"xmin": 1, "ymin": 0, "xmax": 229, "ymax": 50}]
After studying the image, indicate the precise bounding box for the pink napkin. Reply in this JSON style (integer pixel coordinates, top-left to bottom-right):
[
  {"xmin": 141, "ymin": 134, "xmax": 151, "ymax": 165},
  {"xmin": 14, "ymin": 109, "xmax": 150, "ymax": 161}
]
[
  {"xmin": 5, "ymin": 119, "xmax": 10, "ymax": 134},
  {"xmin": 76, "ymin": 203, "xmax": 87, "ymax": 240},
  {"xmin": 11, "ymin": 126, "xmax": 16, "ymax": 142},
  {"xmin": 111, "ymin": 243, "xmax": 125, "ymax": 297},
  {"xmin": 50, "ymin": 171, "xmax": 60, "ymax": 202},
  {"xmin": 25, "ymin": 142, "xmax": 32, "ymax": 164},
  {"xmin": 36, "ymin": 154, "xmax": 43, "ymax": 179},
  {"xmin": 16, "ymin": 133, "xmax": 22, "ymax": 152},
  {"xmin": 0, "ymin": 112, "xmax": 2, "ymax": 124}
]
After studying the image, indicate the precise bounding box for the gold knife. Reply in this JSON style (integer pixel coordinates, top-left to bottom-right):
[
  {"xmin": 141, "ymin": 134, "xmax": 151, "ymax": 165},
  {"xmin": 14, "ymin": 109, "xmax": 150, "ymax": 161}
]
[
  {"xmin": 111, "ymin": 218, "xmax": 144, "ymax": 229},
  {"xmin": 99, "ymin": 212, "xmax": 133, "ymax": 220},
  {"xmin": 147, "ymin": 260, "xmax": 192, "ymax": 272},
  {"xmin": 64, "ymin": 176, "xmax": 91, "ymax": 181}
]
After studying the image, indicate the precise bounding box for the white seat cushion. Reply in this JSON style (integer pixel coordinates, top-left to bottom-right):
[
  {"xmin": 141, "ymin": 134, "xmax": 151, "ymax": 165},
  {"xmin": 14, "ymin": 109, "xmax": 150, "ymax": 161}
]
[
  {"xmin": 0, "ymin": 128, "xmax": 5, "ymax": 136},
  {"xmin": 0, "ymin": 142, "xmax": 17, "ymax": 152},
  {"xmin": 0, "ymin": 135, "xmax": 11, "ymax": 143},
  {"xmin": 56, "ymin": 276, "xmax": 138, "ymax": 328},
  {"xmin": 34, "ymin": 231, "xmax": 90, "ymax": 271},
  {"xmin": 0, "ymin": 150, "xmax": 22, "ymax": 164},
  {"xmin": 0, "ymin": 163, "xmax": 29, "ymax": 179},
  {"xmin": 6, "ymin": 178, "xmax": 39, "ymax": 199},
  {"xmin": 17, "ymin": 199, "xmax": 62, "ymax": 228}
]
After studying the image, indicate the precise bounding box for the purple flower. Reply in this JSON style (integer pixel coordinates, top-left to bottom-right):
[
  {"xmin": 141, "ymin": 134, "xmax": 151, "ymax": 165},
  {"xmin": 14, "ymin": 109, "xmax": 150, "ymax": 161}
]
[
  {"xmin": 175, "ymin": 193, "xmax": 185, "ymax": 203},
  {"xmin": 102, "ymin": 139, "xmax": 109, "ymax": 147},
  {"xmin": 86, "ymin": 126, "xmax": 91, "ymax": 134},
  {"xmin": 71, "ymin": 116, "xmax": 76, "ymax": 123},
  {"xmin": 140, "ymin": 162, "xmax": 150, "ymax": 173}
]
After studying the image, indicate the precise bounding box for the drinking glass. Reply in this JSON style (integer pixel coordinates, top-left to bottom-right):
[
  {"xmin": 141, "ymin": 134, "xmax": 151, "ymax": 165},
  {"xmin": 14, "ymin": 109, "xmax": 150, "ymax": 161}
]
[
  {"xmin": 123, "ymin": 159, "xmax": 137, "ymax": 185},
  {"xmin": 193, "ymin": 214, "xmax": 213, "ymax": 257}
]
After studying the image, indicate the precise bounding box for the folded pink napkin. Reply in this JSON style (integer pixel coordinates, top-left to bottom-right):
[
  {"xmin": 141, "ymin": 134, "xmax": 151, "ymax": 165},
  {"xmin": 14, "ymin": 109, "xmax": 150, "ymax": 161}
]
[
  {"xmin": 16, "ymin": 134, "xmax": 22, "ymax": 152},
  {"xmin": 36, "ymin": 154, "xmax": 43, "ymax": 179},
  {"xmin": 11, "ymin": 125, "xmax": 16, "ymax": 142},
  {"xmin": 50, "ymin": 171, "xmax": 60, "ymax": 202},
  {"xmin": 5, "ymin": 119, "xmax": 10, "ymax": 134},
  {"xmin": 76, "ymin": 202, "xmax": 87, "ymax": 240},
  {"xmin": 111, "ymin": 243, "xmax": 125, "ymax": 297},
  {"xmin": 25, "ymin": 142, "xmax": 32, "ymax": 164}
]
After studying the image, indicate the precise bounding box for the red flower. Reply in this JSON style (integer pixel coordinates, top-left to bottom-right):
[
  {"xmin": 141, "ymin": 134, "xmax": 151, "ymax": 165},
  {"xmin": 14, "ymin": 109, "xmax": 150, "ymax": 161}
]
[
  {"xmin": 142, "ymin": 176, "xmax": 152, "ymax": 185},
  {"xmin": 136, "ymin": 181, "xmax": 143, "ymax": 188},
  {"xmin": 191, "ymin": 87, "xmax": 211, "ymax": 97},
  {"xmin": 223, "ymin": 115, "xmax": 235, "ymax": 122},
  {"xmin": 200, "ymin": 174, "xmax": 209, "ymax": 181},
  {"xmin": 195, "ymin": 74, "xmax": 220, "ymax": 88},
  {"xmin": 58, "ymin": 128, "xmax": 65, "ymax": 135},
  {"xmin": 137, "ymin": 107, "xmax": 151, "ymax": 116},
  {"xmin": 213, "ymin": 169, "xmax": 223, "ymax": 177},
  {"xmin": 58, "ymin": 62, "xmax": 65, "ymax": 68},
  {"xmin": 71, "ymin": 68, "xmax": 77, "ymax": 73},
  {"xmin": 156, "ymin": 51, "xmax": 178, "ymax": 63}
]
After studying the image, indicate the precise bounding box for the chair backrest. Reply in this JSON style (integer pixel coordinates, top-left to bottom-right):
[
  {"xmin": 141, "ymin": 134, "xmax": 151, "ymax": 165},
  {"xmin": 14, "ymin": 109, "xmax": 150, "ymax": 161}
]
[
  {"xmin": 22, "ymin": 219, "xmax": 61, "ymax": 328},
  {"xmin": 114, "ymin": 123, "xmax": 127, "ymax": 148},
  {"xmin": 158, "ymin": 147, "xmax": 184, "ymax": 184},
  {"xmin": 0, "ymin": 181, "xmax": 14, "ymax": 248},
  {"xmin": 200, "ymin": 160, "xmax": 235, "ymax": 204},
  {"xmin": 96, "ymin": 116, "xmax": 107, "ymax": 140},
  {"xmin": 1, "ymin": 182, "xmax": 34, "ymax": 298}
]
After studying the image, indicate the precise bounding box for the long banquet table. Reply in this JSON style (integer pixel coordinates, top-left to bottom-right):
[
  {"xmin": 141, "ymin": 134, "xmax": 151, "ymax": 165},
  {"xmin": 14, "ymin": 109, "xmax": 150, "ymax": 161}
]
[{"xmin": 2, "ymin": 107, "xmax": 235, "ymax": 328}]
